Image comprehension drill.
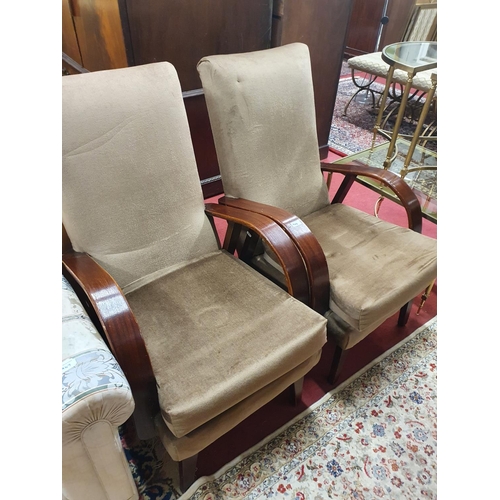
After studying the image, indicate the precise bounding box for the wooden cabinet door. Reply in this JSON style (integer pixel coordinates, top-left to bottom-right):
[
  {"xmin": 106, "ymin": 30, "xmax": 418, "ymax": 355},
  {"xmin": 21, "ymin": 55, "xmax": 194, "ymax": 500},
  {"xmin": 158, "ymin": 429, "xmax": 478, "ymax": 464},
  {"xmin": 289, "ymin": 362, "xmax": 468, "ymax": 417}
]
[
  {"xmin": 344, "ymin": 0, "xmax": 419, "ymax": 57},
  {"xmin": 63, "ymin": 0, "xmax": 83, "ymax": 66},
  {"xmin": 124, "ymin": 0, "xmax": 273, "ymax": 91},
  {"xmin": 272, "ymin": 0, "xmax": 353, "ymax": 159},
  {"xmin": 64, "ymin": 0, "xmax": 129, "ymax": 71},
  {"xmin": 344, "ymin": 0, "xmax": 387, "ymax": 57},
  {"xmin": 124, "ymin": 0, "xmax": 274, "ymax": 197}
]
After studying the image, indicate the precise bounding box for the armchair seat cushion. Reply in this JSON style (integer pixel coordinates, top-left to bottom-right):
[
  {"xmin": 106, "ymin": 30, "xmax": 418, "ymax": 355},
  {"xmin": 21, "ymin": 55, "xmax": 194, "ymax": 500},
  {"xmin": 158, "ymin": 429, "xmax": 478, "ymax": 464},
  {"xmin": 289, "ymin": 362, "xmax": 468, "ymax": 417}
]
[
  {"xmin": 155, "ymin": 352, "xmax": 320, "ymax": 461},
  {"xmin": 125, "ymin": 250, "xmax": 327, "ymax": 439},
  {"xmin": 302, "ymin": 204, "xmax": 436, "ymax": 345}
]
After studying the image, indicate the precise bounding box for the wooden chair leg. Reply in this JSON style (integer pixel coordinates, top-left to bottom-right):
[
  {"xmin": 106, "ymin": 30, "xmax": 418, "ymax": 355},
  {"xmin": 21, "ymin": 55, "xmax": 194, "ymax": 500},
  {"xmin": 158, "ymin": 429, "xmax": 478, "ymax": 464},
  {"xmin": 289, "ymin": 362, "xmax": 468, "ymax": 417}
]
[
  {"xmin": 328, "ymin": 345, "xmax": 348, "ymax": 385},
  {"xmin": 397, "ymin": 299, "xmax": 413, "ymax": 327},
  {"xmin": 290, "ymin": 377, "xmax": 304, "ymax": 406},
  {"xmin": 179, "ymin": 454, "xmax": 198, "ymax": 493}
]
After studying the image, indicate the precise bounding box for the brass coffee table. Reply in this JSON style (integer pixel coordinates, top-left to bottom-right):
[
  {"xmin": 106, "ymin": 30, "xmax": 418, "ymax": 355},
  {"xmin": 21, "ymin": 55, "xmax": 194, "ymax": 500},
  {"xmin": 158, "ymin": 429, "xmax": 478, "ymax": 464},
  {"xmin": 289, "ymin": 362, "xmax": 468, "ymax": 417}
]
[{"xmin": 329, "ymin": 41, "xmax": 438, "ymax": 223}]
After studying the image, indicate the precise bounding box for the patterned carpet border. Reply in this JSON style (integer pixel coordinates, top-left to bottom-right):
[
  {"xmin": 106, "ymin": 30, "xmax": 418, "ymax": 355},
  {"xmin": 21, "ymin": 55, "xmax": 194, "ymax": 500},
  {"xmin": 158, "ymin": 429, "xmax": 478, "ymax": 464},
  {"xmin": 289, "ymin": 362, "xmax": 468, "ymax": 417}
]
[{"xmin": 182, "ymin": 316, "xmax": 437, "ymax": 499}]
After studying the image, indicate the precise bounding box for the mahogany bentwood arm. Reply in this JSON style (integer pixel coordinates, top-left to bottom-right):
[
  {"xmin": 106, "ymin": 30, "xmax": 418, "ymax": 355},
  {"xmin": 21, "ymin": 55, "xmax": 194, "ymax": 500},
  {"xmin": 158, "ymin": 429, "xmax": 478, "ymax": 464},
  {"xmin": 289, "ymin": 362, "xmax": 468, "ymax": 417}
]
[
  {"xmin": 62, "ymin": 203, "xmax": 315, "ymax": 436},
  {"xmin": 219, "ymin": 161, "xmax": 424, "ymax": 318},
  {"xmin": 321, "ymin": 161, "xmax": 423, "ymax": 233},
  {"xmin": 216, "ymin": 198, "xmax": 331, "ymax": 316}
]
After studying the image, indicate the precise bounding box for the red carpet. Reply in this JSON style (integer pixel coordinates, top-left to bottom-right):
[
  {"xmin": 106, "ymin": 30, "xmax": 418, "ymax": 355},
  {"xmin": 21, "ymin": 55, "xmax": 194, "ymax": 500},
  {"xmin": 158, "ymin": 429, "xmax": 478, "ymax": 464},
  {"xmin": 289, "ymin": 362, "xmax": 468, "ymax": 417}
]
[{"xmin": 199, "ymin": 165, "xmax": 437, "ymax": 477}]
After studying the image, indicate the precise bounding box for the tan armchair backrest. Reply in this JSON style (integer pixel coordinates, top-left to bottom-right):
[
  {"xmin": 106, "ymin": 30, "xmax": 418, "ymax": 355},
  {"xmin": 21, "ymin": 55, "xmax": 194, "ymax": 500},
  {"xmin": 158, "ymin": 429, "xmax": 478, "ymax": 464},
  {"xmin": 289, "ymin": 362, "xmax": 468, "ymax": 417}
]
[
  {"xmin": 198, "ymin": 42, "xmax": 330, "ymax": 219},
  {"xmin": 62, "ymin": 62, "xmax": 219, "ymax": 293}
]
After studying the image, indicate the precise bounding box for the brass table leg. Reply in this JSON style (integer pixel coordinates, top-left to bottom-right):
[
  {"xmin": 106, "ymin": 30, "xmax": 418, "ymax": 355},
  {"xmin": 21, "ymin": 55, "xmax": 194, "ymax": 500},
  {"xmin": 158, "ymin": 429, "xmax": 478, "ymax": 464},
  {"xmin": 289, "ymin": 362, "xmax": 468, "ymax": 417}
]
[
  {"xmin": 401, "ymin": 73, "xmax": 437, "ymax": 178},
  {"xmin": 383, "ymin": 69, "xmax": 416, "ymax": 169},
  {"xmin": 416, "ymin": 279, "xmax": 435, "ymax": 315},
  {"xmin": 372, "ymin": 66, "xmax": 395, "ymax": 148}
]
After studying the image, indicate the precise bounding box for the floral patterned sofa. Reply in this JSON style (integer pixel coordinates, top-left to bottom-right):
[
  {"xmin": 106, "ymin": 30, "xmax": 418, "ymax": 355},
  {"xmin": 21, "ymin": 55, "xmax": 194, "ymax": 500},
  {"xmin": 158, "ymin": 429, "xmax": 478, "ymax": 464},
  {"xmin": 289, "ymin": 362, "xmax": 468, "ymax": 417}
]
[{"xmin": 62, "ymin": 275, "xmax": 139, "ymax": 500}]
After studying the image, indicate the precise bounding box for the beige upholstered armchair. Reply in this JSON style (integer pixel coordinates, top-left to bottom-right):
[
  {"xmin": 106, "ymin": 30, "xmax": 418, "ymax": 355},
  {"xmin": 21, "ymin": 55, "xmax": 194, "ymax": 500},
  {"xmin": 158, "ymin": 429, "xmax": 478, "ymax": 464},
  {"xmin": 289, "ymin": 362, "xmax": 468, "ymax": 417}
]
[
  {"xmin": 197, "ymin": 42, "xmax": 437, "ymax": 385},
  {"xmin": 62, "ymin": 275, "xmax": 138, "ymax": 500},
  {"xmin": 62, "ymin": 61, "xmax": 327, "ymax": 492}
]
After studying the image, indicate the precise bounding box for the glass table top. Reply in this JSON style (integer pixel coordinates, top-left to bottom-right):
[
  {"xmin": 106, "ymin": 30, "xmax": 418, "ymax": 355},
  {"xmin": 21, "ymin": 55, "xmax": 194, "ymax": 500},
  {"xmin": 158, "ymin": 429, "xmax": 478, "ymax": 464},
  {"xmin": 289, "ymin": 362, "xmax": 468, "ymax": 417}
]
[
  {"xmin": 382, "ymin": 41, "xmax": 437, "ymax": 73},
  {"xmin": 331, "ymin": 138, "xmax": 437, "ymax": 223}
]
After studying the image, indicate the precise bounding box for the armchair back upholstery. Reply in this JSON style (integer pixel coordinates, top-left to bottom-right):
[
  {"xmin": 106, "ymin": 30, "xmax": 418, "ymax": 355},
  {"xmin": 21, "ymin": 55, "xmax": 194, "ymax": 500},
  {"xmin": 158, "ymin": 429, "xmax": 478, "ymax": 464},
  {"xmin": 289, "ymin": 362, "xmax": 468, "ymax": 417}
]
[
  {"xmin": 62, "ymin": 63, "xmax": 218, "ymax": 294},
  {"xmin": 198, "ymin": 43, "xmax": 330, "ymax": 219}
]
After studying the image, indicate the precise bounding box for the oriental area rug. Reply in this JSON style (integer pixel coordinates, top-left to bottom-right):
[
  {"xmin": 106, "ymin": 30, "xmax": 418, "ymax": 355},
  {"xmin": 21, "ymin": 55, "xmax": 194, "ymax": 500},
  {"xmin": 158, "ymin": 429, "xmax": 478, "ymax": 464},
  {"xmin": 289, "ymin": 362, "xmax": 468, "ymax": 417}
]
[
  {"xmin": 329, "ymin": 74, "xmax": 437, "ymax": 157},
  {"xmin": 329, "ymin": 76, "xmax": 389, "ymax": 156},
  {"xmin": 120, "ymin": 316, "xmax": 437, "ymax": 500}
]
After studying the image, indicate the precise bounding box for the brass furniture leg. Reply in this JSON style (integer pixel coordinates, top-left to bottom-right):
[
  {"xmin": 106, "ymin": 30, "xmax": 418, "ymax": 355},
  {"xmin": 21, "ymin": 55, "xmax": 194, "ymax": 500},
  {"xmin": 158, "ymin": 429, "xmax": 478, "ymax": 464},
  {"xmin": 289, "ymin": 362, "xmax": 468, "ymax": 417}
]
[
  {"xmin": 382, "ymin": 69, "xmax": 416, "ymax": 169},
  {"xmin": 374, "ymin": 195, "xmax": 385, "ymax": 218},
  {"xmin": 401, "ymin": 72, "xmax": 437, "ymax": 178},
  {"xmin": 343, "ymin": 69, "xmax": 378, "ymax": 116},
  {"xmin": 417, "ymin": 279, "xmax": 435, "ymax": 315},
  {"xmin": 372, "ymin": 66, "xmax": 395, "ymax": 147}
]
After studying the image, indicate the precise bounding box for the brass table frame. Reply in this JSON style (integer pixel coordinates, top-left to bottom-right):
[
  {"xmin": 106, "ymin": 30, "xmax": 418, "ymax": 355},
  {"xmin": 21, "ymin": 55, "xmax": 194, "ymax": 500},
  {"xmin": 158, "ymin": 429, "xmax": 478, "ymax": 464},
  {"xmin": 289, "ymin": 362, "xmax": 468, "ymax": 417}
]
[{"xmin": 373, "ymin": 41, "xmax": 437, "ymax": 177}]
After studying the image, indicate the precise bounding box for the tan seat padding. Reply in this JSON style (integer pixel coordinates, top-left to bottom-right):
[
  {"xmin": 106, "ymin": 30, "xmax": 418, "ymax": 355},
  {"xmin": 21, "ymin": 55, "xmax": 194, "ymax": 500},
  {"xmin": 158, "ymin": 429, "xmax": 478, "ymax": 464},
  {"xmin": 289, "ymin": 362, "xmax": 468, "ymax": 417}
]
[
  {"xmin": 63, "ymin": 60, "xmax": 329, "ymax": 465},
  {"xmin": 126, "ymin": 250, "xmax": 327, "ymax": 439},
  {"xmin": 155, "ymin": 351, "xmax": 321, "ymax": 461},
  {"xmin": 302, "ymin": 204, "xmax": 437, "ymax": 345},
  {"xmin": 197, "ymin": 43, "xmax": 437, "ymax": 359},
  {"xmin": 348, "ymin": 52, "xmax": 437, "ymax": 94}
]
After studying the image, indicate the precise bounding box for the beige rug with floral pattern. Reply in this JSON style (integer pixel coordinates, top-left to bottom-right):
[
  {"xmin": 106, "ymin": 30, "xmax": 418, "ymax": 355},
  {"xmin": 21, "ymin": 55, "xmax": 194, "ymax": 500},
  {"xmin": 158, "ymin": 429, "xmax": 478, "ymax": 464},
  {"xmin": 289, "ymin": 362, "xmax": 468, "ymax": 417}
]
[{"xmin": 180, "ymin": 316, "xmax": 437, "ymax": 499}]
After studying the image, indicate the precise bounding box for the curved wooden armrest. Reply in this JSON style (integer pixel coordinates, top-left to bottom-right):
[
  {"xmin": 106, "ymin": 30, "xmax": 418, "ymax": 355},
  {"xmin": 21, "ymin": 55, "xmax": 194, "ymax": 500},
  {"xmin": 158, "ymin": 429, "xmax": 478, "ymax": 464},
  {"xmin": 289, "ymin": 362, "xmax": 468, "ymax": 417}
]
[
  {"xmin": 214, "ymin": 198, "xmax": 330, "ymax": 315},
  {"xmin": 205, "ymin": 203, "xmax": 312, "ymax": 308},
  {"xmin": 320, "ymin": 161, "xmax": 423, "ymax": 233},
  {"xmin": 62, "ymin": 252, "xmax": 159, "ymax": 439}
]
